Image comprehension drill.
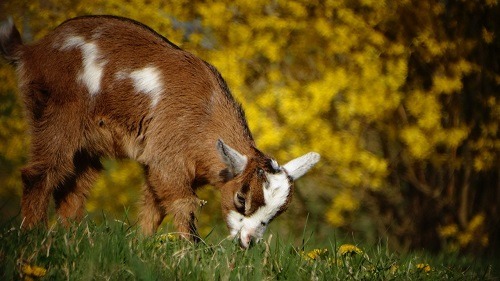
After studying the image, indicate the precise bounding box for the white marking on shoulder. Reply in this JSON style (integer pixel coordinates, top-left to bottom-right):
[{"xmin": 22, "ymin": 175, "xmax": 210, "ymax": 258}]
[{"xmin": 129, "ymin": 66, "xmax": 164, "ymax": 107}]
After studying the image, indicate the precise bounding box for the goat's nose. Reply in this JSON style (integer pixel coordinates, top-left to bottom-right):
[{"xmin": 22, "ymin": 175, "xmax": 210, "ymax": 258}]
[{"xmin": 239, "ymin": 233, "xmax": 254, "ymax": 249}]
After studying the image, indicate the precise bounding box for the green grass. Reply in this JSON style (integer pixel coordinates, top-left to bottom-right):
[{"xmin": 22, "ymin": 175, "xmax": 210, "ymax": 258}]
[{"xmin": 0, "ymin": 217, "xmax": 497, "ymax": 280}]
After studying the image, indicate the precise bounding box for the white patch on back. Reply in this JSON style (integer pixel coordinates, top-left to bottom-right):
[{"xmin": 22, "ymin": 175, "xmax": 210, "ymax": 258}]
[
  {"xmin": 60, "ymin": 35, "xmax": 106, "ymax": 96},
  {"xmin": 227, "ymin": 171, "xmax": 291, "ymax": 248},
  {"xmin": 60, "ymin": 35, "xmax": 85, "ymax": 50},
  {"xmin": 129, "ymin": 66, "xmax": 164, "ymax": 107},
  {"xmin": 80, "ymin": 42, "xmax": 106, "ymax": 96}
]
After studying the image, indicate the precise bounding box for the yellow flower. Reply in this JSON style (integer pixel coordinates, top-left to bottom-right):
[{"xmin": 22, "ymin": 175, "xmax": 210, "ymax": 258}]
[
  {"xmin": 438, "ymin": 224, "xmax": 458, "ymax": 238},
  {"xmin": 389, "ymin": 264, "xmax": 398, "ymax": 274},
  {"xmin": 338, "ymin": 244, "xmax": 363, "ymax": 256},
  {"xmin": 301, "ymin": 248, "xmax": 328, "ymax": 261},
  {"xmin": 148, "ymin": 233, "xmax": 179, "ymax": 249},
  {"xmin": 482, "ymin": 27, "xmax": 494, "ymax": 44},
  {"xmin": 157, "ymin": 233, "xmax": 178, "ymax": 243},
  {"xmin": 467, "ymin": 213, "xmax": 485, "ymax": 232},
  {"xmin": 416, "ymin": 263, "xmax": 431, "ymax": 273},
  {"xmin": 21, "ymin": 264, "xmax": 47, "ymax": 278}
]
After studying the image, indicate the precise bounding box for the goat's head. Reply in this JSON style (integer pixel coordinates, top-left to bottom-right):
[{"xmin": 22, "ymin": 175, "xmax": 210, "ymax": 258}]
[{"xmin": 217, "ymin": 139, "xmax": 320, "ymax": 248}]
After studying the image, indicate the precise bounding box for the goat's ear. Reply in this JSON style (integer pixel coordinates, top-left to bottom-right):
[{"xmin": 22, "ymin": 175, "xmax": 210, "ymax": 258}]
[
  {"xmin": 216, "ymin": 139, "xmax": 248, "ymax": 177},
  {"xmin": 283, "ymin": 152, "xmax": 320, "ymax": 180}
]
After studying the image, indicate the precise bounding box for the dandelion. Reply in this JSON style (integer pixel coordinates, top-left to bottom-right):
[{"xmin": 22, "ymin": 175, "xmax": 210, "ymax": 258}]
[
  {"xmin": 21, "ymin": 263, "xmax": 47, "ymax": 280},
  {"xmin": 147, "ymin": 233, "xmax": 179, "ymax": 249},
  {"xmin": 338, "ymin": 244, "xmax": 363, "ymax": 256},
  {"xmin": 157, "ymin": 233, "xmax": 178, "ymax": 243},
  {"xmin": 389, "ymin": 263, "xmax": 398, "ymax": 274},
  {"xmin": 416, "ymin": 263, "xmax": 431, "ymax": 273},
  {"xmin": 155, "ymin": 233, "xmax": 178, "ymax": 246},
  {"xmin": 301, "ymin": 248, "xmax": 328, "ymax": 261}
]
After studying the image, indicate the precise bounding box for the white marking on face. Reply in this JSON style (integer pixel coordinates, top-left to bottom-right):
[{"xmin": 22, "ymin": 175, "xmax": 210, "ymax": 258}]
[
  {"xmin": 129, "ymin": 66, "xmax": 164, "ymax": 107},
  {"xmin": 60, "ymin": 36, "xmax": 106, "ymax": 96},
  {"xmin": 227, "ymin": 170, "xmax": 291, "ymax": 248}
]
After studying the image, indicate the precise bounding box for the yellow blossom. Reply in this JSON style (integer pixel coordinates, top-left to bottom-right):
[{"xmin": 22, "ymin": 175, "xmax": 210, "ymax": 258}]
[
  {"xmin": 467, "ymin": 213, "xmax": 485, "ymax": 232},
  {"xmin": 338, "ymin": 244, "xmax": 363, "ymax": 256},
  {"xmin": 458, "ymin": 232, "xmax": 473, "ymax": 247},
  {"xmin": 389, "ymin": 264, "xmax": 398, "ymax": 274},
  {"xmin": 157, "ymin": 233, "xmax": 178, "ymax": 243},
  {"xmin": 438, "ymin": 224, "xmax": 458, "ymax": 238},
  {"xmin": 416, "ymin": 263, "xmax": 431, "ymax": 273},
  {"xmin": 21, "ymin": 264, "xmax": 47, "ymax": 278},
  {"xmin": 301, "ymin": 248, "xmax": 328, "ymax": 261},
  {"xmin": 482, "ymin": 27, "xmax": 494, "ymax": 43}
]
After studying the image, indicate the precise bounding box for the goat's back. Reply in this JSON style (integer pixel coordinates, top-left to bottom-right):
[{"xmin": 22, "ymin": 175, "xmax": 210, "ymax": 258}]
[{"xmin": 15, "ymin": 16, "xmax": 251, "ymax": 164}]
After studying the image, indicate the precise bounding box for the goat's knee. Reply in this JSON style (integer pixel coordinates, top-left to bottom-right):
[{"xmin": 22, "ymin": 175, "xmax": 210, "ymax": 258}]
[{"xmin": 165, "ymin": 197, "xmax": 206, "ymax": 242}]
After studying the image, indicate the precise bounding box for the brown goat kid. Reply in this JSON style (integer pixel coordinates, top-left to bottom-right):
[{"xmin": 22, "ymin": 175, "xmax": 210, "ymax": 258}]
[{"xmin": 0, "ymin": 16, "xmax": 320, "ymax": 248}]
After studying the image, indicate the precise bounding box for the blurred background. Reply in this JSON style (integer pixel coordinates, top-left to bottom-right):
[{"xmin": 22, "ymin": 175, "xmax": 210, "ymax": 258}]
[{"xmin": 0, "ymin": 0, "xmax": 498, "ymax": 256}]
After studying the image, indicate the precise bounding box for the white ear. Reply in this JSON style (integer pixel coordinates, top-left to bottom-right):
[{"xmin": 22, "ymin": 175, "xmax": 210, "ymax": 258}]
[
  {"xmin": 216, "ymin": 139, "xmax": 248, "ymax": 176},
  {"xmin": 283, "ymin": 152, "xmax": 320, "ymax": 180}
]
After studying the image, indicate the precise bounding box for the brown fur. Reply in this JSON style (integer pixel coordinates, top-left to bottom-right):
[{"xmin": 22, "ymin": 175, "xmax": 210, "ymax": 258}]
[{"xmin": 0, "ymin": 16, "xmax": 284, "ymax": 239}]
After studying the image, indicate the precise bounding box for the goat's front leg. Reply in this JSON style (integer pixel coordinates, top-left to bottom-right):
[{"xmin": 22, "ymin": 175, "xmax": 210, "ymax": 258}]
[
  {"xmin": 166, "ymin": 197, "xmax": 203, "ymax": 242},
  {"xmin": 143, "ymin": 166, "xmax": 202, "ymax": 241}
]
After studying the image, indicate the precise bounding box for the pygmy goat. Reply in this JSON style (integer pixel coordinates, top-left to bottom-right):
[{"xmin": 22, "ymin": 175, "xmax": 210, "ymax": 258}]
[{"xmin": 0, "ymin": 16, "xmax": 320, "ymax": 248}]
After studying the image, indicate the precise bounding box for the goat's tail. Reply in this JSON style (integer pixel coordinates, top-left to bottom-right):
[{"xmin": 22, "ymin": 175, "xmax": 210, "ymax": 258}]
[{"xmin": 0, "ymin": 17, "xmax": 23, "ymax": 64}]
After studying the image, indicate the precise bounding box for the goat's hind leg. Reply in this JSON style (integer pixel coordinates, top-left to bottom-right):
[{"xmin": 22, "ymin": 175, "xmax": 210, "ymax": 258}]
[
  {"xmin": 20, "ymin": 100, "xmax": 84, "ymax": 229},
  {"xmin": 21, "ymin": 156, "xmax": 75, "ymax": 229},
  {"xmin": 20, "ymin": 161, "xmax": 53, "ymax": 228},
  {"xmin": 53, "ymin": 151, "xmax": 102, "ymax": 226}
]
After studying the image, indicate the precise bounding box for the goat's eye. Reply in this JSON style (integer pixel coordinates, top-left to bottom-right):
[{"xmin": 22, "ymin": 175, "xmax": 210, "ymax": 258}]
[
  {"xmin": 260, "ymin": 221, "xmax": 267, "ymax": 227},
  {"xmin": 257, "ymin": 168, "xmax": 264, "ymax": 177}
]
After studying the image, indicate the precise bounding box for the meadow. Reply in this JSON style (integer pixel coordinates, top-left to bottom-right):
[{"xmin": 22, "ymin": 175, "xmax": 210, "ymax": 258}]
[{"xmin": 0, "ymin": 216, "xmax": 496, "ymax": 280}]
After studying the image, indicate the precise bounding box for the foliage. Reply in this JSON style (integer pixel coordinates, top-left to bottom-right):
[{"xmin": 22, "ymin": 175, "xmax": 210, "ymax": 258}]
[
  {"xmin": 0, "ymin": 0, "xmax": 498, "ymax": 255},
  {"xmin": 0, "ymin": 219, "xmax": 496, "ymax": 280}
]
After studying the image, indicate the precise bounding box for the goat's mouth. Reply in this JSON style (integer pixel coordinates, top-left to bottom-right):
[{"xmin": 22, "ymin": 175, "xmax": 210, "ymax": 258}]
[
  {"xmin": 232, "ymin": 232, "xmax": 262, "ymax": 249},
  {"xmin": 239, "ymin": 237, "xmax": 256, "ymax": 249}
]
